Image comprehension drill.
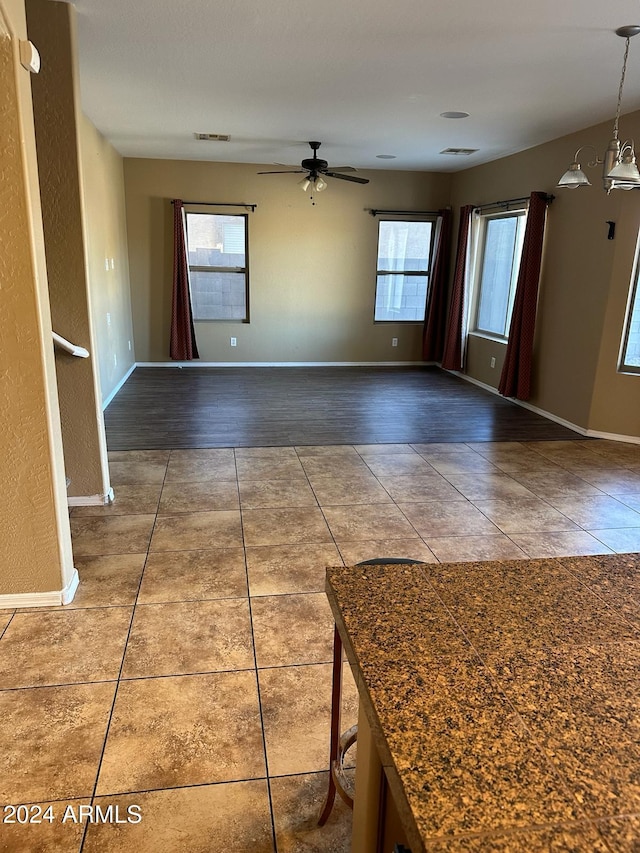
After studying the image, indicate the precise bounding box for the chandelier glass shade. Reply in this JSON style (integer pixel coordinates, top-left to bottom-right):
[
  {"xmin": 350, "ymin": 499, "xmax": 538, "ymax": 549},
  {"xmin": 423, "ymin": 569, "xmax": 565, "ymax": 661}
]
[
  {"xmin": 298, "ymin": 174, "xmax": 328, "ymax": 193},
  {"xmin": 557, "ymin": 26, "xmax": 640, "ymax": 193}
]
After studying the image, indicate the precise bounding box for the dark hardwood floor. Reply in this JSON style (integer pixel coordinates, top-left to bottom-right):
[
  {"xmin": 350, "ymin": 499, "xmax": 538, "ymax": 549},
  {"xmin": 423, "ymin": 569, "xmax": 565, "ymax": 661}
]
[{"xmin": 104, "ymin": 366, "xmax": 586, "ymax": 450}]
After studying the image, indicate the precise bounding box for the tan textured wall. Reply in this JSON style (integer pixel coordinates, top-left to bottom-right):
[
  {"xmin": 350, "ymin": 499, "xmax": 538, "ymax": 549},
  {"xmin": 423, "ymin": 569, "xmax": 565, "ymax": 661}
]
[
  {"xmin": 465, "ymin": 335, "xmax": 507, "ymax": 388},
  {"xmin": 589, "ymin": 187, "xmax": 640, "ymax": 436},
  {"xmin": 450, "ymin": 116, "xmax": 639, "ymax": 436},
  {"xmin": 27, "ymin": 0, "xmax": 109, "ymax": 496},
  {"xmin": 124, "ymin": 158, "xmax": 452, "ymax": 363},
  {"xmin": 79, "ymin": 114, "xmax": 135, "ymax": 403},
  {"xmin": 0, "ymin": 0, "xmax": 73, "ymax": 594}
]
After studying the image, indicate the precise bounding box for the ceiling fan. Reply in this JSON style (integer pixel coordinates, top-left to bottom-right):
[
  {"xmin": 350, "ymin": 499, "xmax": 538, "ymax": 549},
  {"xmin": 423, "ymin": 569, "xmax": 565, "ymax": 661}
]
[{"xmin": 258, "ymin": 141, "xmax": 369, "ymax": 191}]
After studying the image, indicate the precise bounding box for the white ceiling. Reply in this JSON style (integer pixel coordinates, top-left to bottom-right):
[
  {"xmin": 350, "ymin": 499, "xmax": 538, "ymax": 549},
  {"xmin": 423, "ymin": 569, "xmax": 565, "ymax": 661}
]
[{"xmin": 72, "ymin": 0, "xmax": 640, "ymax": 173}]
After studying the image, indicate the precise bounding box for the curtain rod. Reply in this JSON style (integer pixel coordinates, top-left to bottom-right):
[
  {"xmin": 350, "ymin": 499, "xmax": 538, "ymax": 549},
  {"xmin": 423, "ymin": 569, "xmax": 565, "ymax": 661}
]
[
  {"xmin": 474, "ymin": 193, "xmax": 554, "ymax": 214},
  {"xmin": 368, "ymin": 208, "xmax": 443, "ymax": 217},
  {"xmin": 171, "ymin": 200, "xmax": 257, "ymax": 211}
]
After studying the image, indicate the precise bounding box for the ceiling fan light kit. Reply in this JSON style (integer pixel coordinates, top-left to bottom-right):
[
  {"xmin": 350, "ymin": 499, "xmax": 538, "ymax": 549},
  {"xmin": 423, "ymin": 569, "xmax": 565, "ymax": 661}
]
[
  {"xmin": 259, "ymin": 141, "xmax": 370, "ymax": 195},
  {"xmin": 558, "ymin": 25, "xmax": 640, "ymax": 192}
]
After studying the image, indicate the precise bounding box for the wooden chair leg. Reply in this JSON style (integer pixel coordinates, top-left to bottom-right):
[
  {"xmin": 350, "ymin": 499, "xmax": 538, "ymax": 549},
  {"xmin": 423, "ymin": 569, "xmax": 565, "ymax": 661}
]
[{"xmin": 318, "ymin": 624, "xmax": 343, "ymax": 826}]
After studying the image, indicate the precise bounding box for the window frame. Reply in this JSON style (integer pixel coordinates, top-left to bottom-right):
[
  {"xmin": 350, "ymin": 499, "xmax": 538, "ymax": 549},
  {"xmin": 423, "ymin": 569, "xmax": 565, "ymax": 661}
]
[
  {"xmin": 469, "ymin": 208, "xmax": 527, "ymax": 342},
  {"xmin": 373, "ymin": 216, "xmax": 438, "ymax": 324},
  {"xmin": 619, "ymin": 232, "xmax": 640, "ymax": 375},
  {"xmin": 185, "ymin": 210, "xmax": 250, "ymax": 323}
]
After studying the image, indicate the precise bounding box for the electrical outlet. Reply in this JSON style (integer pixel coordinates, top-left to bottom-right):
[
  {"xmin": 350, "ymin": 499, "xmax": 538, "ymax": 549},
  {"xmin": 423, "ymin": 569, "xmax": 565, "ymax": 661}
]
[
  {"xmin": 230, "ymin": 337, "xmax": 237, "ymax": 347},
  {"xmin": 490, "ymin": 357, "xmax": 496, "ymax": 368},
  {"xmin": 106, "ymin": 313, "xmax": 111, "ymax": 326},
  {"xmin": 392, "ymin": 337, "xmax": 398, "ymax": 347}
]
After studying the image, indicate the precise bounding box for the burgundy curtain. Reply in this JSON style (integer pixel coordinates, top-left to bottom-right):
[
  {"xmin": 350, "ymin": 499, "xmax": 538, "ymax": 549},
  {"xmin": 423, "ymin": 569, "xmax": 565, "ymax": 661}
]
[
  {"xmin": 441, "ymin": 205, "xmax": 474, "ymax": 371},
  {"xmin": 422, "ymin": 208, "xmax": 452, "ymax": 362},
  {"xmin": 170, "ymin": 199, "xmax": 199, "ymax": 360},
  {"xmin": 498, "ymin": 191, "xmax": 549, "ymax": 400}
]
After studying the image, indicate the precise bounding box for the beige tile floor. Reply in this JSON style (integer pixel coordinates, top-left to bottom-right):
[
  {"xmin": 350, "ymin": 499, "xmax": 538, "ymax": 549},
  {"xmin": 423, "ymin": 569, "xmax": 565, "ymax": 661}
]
[{"xmin": 1, "ymin": 439, "xmax": 640, "ymax": 851}]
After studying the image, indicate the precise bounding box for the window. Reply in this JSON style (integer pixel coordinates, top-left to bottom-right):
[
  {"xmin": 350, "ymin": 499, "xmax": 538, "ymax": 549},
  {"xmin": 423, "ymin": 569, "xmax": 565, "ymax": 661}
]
[
  {"xmin": 374, "ymin": 219, "xmax": 435, "ymax": 322},
  {"xmin": 472, "ymin": 211, "xmax": 526, "ymax": 339},
  {"xmin": 185, "ymin": 212, "xmax": 249, "ymax": 321},
  {"xmin": 620, "ymin": 249, "xmax": 640, "ymax": 374}
]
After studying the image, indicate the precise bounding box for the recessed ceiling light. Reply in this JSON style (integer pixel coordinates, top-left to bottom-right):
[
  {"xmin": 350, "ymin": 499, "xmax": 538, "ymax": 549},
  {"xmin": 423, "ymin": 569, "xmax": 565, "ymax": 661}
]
[
  {"xmin": 376, "ymin": 154, "xmax": 397, "ymax": 159},
  {"xmin": 440, "ymin": 111, "xmax": 470, "ymax": 119}
]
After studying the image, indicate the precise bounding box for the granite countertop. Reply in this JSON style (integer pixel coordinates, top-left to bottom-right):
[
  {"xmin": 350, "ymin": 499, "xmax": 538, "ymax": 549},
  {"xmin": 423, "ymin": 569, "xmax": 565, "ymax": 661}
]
[{"xmin": 325, "ymin": 554, "xmax": 640, "ymax": 853}]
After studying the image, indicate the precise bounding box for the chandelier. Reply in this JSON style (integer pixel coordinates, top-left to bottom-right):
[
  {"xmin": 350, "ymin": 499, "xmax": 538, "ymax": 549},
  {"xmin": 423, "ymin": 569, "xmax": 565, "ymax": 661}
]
[{"xmin": 557, "ymin": 26, "xmax": 640, "ymax": 192}]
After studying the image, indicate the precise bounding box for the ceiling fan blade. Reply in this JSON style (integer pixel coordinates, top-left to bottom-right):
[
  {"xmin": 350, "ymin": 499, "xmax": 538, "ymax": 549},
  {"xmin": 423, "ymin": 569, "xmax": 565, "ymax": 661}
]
[
  {"xmin": 257, "ymin": 169, "xmax": 306, "ymax": 174},
  {"xmin": 325, "ymin": 171, "xmax": 370, "ymax": 184},
  {"xmin": 324, "ymin": 166, "xmax": 357, "ymax": 172}
]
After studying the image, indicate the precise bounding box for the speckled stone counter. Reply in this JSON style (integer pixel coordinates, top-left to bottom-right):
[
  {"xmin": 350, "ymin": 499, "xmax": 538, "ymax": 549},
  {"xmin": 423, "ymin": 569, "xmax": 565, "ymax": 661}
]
[{"xmin": 325, "ymin": 555, "xmax": 640, "ymax": 853}]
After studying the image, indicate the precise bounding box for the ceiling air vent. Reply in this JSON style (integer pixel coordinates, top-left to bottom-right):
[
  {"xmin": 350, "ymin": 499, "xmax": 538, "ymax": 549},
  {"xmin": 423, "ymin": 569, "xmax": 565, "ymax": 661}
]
[
  {"xmin": 440, "ymin": 147, "xmax": 478, "ymax": 156},
  {"xmin": 194, "ymin": 133, "xmax": 231, "ymax": 141}
]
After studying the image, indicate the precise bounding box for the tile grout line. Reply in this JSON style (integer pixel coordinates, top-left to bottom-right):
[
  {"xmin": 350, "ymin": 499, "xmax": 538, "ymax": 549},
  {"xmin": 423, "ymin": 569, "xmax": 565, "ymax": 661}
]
[
  {"xmin": 3, "ymin": 776, "xmax": 274, "ymax": 811},
  {"xmin": 369, "ymin": 445, "xmax": 528, "ymax": 560},
  {"xmin": 492, "ymin": 469, "xmax": 640, "ymax": 544},
  {"xmin": 236, "ymin": 448, "xmax": 279, "ymax": 853},
  {"xmin": 505, "ymin": 450, "xmax": 635, "ymax": 556},
  {"xmin": 364, "ymin": 445, "xmax": 468, "ymax": 560},
  {"xmin": 78, "ymin": 452, "xmax": 172, "ymax": 852},
  {"xmin": 0, "ymin": 612, "xmax": 15, "ymax": 640},
  {"xmin": 423, "ymin": 446, "xmax": 640, "ymax": 556},
  {"xmin": 370, "ymin": 461, "xmax": 443, "ymax": 563},
  {"xmin": 370, "ymin": 445, "xmax": 622, "ymax": 560},
  {"xmin": 295, "ymin": 446, "xmax": 348, "ymax": 568}
]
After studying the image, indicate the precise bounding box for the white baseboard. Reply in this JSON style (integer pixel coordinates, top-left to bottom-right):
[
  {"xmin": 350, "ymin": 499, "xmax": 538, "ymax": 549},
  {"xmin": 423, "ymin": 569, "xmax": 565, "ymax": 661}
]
[
  {"xmin": 584, "ymin": 428, "xmax": 640, "ymax": 445},
  {"xmin": 506, "ymin": 396, "xmax": 589, "ymax": 435},
  {"xmin": 447, "ymin": 369, "xmax": 640, "ymax": 444},
  {"xmin": 0, "ymin": 568, "xmax": 79, "ymax": 609},
  {"xmin": 61, "ymin": 568, "xmax": 80, "ymax": 605},
  {"xmin": 102, "ymin": 363, "xmax": 136, "ymax": 410},
  {"xmin": 68, "ymin": 487, "xmax": 114, "ymax": 507},
  {"xmin": 135, "ymin": 361, "xmax": 435, "ymax": 368}
]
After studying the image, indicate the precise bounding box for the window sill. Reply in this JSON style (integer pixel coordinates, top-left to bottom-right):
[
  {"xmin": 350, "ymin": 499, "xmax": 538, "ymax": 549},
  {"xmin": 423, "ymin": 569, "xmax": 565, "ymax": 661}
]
[
  {"xmin": 194, "ymin": 318, "xmax": 250, "ymax": 324},
  {"xmin": 468, "ymin": 331, "xmax": 508, "ymax": 345}
]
